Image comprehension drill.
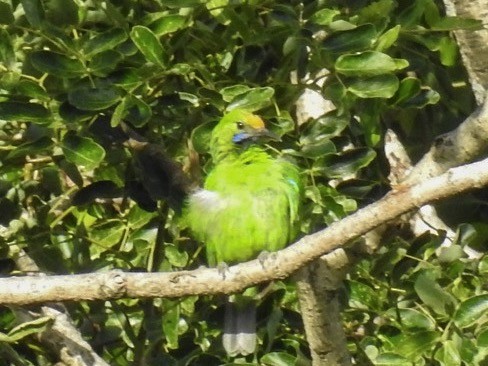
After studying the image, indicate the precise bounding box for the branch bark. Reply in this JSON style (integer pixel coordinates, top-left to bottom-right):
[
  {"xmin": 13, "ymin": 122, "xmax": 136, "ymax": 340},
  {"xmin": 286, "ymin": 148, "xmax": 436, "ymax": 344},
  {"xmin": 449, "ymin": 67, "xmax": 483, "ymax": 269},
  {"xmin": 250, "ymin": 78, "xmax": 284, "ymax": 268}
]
[
  {"xmin": 9, "ymin": 246, "xmax": 109, "ymax": 366},
  {"xmin": 3, "ymin": 156, "xmax": 488, "ymax": 305},
  {"xmin": 295, "ymin": 249, "xmax": 352, "ymax": 366},
  {"xmin": 442, "ymin": 0, "xmax": 488, "ymax": 105},
  {"xmin": 404, "ymin": 96, "xmax": 488, "ymax": 184}
]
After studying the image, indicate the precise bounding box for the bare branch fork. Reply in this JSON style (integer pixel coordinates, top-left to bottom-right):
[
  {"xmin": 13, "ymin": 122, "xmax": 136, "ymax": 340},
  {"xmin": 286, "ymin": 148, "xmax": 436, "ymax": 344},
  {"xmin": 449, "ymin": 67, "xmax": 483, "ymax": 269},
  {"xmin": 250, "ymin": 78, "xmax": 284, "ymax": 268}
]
[{"xmin": 2, "ymin": 155, "xmax": 488, "ymax": 306}]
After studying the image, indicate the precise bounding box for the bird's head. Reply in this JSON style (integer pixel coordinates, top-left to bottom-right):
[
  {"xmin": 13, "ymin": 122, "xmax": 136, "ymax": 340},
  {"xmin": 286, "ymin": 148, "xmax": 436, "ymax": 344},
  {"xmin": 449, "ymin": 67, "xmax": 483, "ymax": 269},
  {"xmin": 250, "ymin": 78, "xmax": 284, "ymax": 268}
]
[{"xmin": 210, "ymin": 109, "xmax": 278, "ymax": 161}]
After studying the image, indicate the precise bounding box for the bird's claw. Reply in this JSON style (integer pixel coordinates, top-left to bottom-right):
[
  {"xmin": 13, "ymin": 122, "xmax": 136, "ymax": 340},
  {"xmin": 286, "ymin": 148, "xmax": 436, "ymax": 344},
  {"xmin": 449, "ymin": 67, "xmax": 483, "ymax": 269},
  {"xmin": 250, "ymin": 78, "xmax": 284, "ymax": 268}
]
[
  {"xmin": 258, "ymin": 251, "xmax": 276, "ymax": 269},
  {"xmin": 217, "ymin": 262, "xmax": 229, "ymax": 280}
]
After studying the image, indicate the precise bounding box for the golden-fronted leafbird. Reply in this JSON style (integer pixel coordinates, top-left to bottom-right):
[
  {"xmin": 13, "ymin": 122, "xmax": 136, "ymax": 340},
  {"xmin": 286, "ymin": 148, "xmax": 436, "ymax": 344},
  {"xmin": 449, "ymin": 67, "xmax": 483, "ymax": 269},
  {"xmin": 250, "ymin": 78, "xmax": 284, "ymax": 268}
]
[{"xmin": 185, "ymin": 109, "xmax": 302, "ymax": 356}]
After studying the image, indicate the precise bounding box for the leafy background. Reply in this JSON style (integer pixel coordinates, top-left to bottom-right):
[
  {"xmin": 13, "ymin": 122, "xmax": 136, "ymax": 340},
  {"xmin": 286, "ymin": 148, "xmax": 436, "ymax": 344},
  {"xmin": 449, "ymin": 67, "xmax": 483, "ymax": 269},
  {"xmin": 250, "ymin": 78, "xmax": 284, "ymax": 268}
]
[{"xmin": 0, "ymin": 0, "xmax": 486, "ymax": 365}]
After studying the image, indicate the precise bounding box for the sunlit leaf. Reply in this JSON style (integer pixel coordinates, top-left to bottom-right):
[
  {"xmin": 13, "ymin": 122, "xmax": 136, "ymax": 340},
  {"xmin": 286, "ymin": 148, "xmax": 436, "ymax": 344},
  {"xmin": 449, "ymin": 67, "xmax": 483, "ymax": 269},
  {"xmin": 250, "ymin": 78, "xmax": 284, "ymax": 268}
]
[
  {"xmin": 309, "ymin": 8, "xmax": 340, "ymax": 25},
  {"xmin": 322, "ymin": 23, "xmax": 377, "ymax": 53},
  {"xmin": 2, "ymin": 316, "xmax": 52, "ymax": 342},
  {"xmin": 434, "ymin": 340, "xmax": 462, "ymax": 366},
  {"xmin": 346, "ymin": 74, "xmax": 399, "ymax": 98},
  {"xmin": 375, "ymin": 25, "xmax": 401, "ymax": 52},
  {"xmin": 226, "ymin": 87, "xmax": 274, "ymax": 112},
  {"xmin": 454, "ymin": 295, "xmax": 488, "ymax": 328},
  {"xmin": 414, "ymin": 271, "xmax": 456, "ymax": 316},
  {"xmin": 83, "ymin": 28, "xmax": 128, "ymax": 56},
  {"xmin": 130, "ymin": 25, "xmax": 166, "ymax": 67},
  {"xmin": 260, "ymin": 351, "xmax": 296, "ymax": 366},
  {"xmin": 315, "ymin": 148, "xmax": 377, "ymax": 178},
  {"xmin": 387, "ymin": 331, "xmax": 440, "ymax": 359},
  {"xmin": 336, "ymin": 51, "xmax": 408, "ymax": 76},
  {"xmin": 150, "ymin": 14, "xmax": 189, "ymax": 35},
  {"xmin": 61, "ymin": 134, "xmax": 106, "ymax": 170}
]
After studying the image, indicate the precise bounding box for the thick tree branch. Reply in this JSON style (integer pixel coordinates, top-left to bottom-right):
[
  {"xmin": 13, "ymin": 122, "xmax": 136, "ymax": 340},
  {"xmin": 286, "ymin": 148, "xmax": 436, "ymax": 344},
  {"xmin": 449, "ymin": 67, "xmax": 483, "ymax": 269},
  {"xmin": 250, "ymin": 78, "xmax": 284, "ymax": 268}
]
[
  {"xmin": 295, "ymin": 249, "xmax": 352, "ymax": 366},
  {"xmin": 2, "ymin": 156, "xmax": 488, "ymax": 305},
  {"xmin": 404, "ymin": 96, "xmax": 488, "ymax": 184},
  {"xmin": 9, "ymin": 246, "xmax": 109, "ymax": 366}
]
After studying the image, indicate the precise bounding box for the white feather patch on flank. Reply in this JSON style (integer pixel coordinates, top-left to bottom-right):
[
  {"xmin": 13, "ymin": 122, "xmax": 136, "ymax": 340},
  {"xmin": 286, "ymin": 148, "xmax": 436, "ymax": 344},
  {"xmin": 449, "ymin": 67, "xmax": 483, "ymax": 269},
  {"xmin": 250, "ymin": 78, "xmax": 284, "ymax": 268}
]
[{"xmin": 189, "ymin": 189, "xmax": 225, "ymax": 211}]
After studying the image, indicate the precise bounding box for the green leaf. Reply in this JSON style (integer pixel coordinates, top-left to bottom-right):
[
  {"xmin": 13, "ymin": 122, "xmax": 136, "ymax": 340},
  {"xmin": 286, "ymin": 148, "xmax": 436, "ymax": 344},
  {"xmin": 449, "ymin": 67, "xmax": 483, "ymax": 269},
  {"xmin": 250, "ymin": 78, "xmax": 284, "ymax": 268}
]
[
  {"xmin": 0, "ymin": 1, "xmax": 14, "ymax": 24},
  {"xmin": 477, "ymin": 328, "xmax": 488, "ymax": 347},
  {"xmin": 30, "ymin": 50, "xmax": 86, "ymax": 78},
  {"xmin": 348, "ymin": 280, "xmax": 381, "ymax": 310},
  {"xmin": 21, "ymin": 0, "xmax": 45, "ymax": 27},
  {"xmin": 130, "ymin": 25, "xmax": 166, "ymax": 67},
  {"xmin": 0, "ymin": 101, "xmax": 51, "ymax": 124},
  {"xmin": 0, "ymin": 30, "xmax": 15, "ymax": 67},
  {"xmin": 397, "ymin": 0, "xmax": 427, "ymax": 27},
  {"xmin": 260, "ymin": 351, "xmax": 296, "ymax": 366},
  {"xmin": 61, "ymin": 134, "xmax": 106, "ymax": 170},
  {"xmin": 68, "ymin": 84, "xmax": 122, "ymax": 111},
  {"xmin": 6, "ymin": 136, "xmax": 54, "ymax": 160},
  {"xmin": 83, "ymin": 28, "xmax": 128, "ymax": 57},
  {"xmin": 191, "ymin": 121, "xmax": 215, "ymax": 154},
  {"xmin": 45, "ymin": 0, "xmax": 79, "ymax": 26},
  {"xmin": 150, "ymin": 14, "xmax": 189, "ymax": 36},
  {"xmin": 15, "ymin": 79, "xmax": 50, "ymax": 101},
  {"xmin": 388, "ymin": 331, "xmax": 440, "ymax": 359},
  {"xmin": 414, "ymin": 271, "xmax": 456, "ymax": 316},
  {"xmin": 162, "ymin": 299, "xmax": 181, "ymax": 349},
  {"xmin": 220, "ymin": 84, "xmax": 251, "ymax": 102},
  {"xmin": 385, "ymin": 308, "xmax": 435, "ymax": 330},
  {"xmin": 162, "ymin": 0, "xmax": 202, "ymax": 7},
  {"xmin": 438, "ymin": 37, "xmax": 458, "ymax": 67},
  {"xmin": 111, "ymin": 95, "xmax": 152, "ymax": 127},
  {"xmin": 226, "ymin": 87, "xmax": 274, "ymax": 112},
  {"xmin": 89, "ymin": 50, "xmax": 123, "ymax": 76},
  {"xmin": 299, "ymin": 135, "xmax": 336, "ymax": 158},
  {"xmin": 127, "ymin": 205, "xmax": 155, "ymax": 230},
  {"xmin": 430, "ymin": 17, "xmax": 482, "ymax": 31},
  {"xmin": 336, "ymin": 51, "xmax": 408, "ymax": 76},
  {"xmin": 59, "ymin": 101, "xmax": 94, "ymax": 122},
  {"xmin": 309, "ymin": 8, "xmax": 340, "ymax": 26},
  {"xmin": 322, "ymin": 23, "xmax": 377, "ymax": 53},
  {"xmin": 401, "ymin": 89, "xmax": 440, "ymax": 108},
  {"xmin": 108, "ymin": 68, "xmax": 141, "ymax": 89},
  {"xmin": 2, "ymin": 316, "xmax": 52, "ymax": 342},
  {"xmin": 165, "ymin": 244, "xmax": 189, "ymax": 267},
  {"xmin": 454, "ymin": 294, "xmax": 488, "ymax": 328},
  {"xmin": 437, "ymin": 245, "xmax": 464, "ymax": 263},
  {"xmin": 393, "ymin": 77, "xmax": 421, "ymax": 105},
  {"xmin": 375, "ymin": 25, "xmax": 401, "ymax": 52},
  {"xmin": 434, "ymin": 340, "xmax": 462, "ymax": 366},
  {"xmin": 375, "ymin": 353, "xmax": 413, "ymax": 366},
  {"xmin": 316, "ymin": 148, "xmax": 377, "ymax": 178},
  {"xmin": 89, "ymin": 220, "xmax": 125, "ymax": 255},
  {"xmin": 346, "ymin": 74, "xmax": 399, "ymax": 98}
]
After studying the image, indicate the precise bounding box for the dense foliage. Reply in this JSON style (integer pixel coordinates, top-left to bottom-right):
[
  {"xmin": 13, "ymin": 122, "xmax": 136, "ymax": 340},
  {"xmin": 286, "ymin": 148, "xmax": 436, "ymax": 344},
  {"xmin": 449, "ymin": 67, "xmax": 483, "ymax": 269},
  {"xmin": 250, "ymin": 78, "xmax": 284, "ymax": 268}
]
[{"xmin": 0, "ymin": 0, "xmax": 486, "ymax": 365}]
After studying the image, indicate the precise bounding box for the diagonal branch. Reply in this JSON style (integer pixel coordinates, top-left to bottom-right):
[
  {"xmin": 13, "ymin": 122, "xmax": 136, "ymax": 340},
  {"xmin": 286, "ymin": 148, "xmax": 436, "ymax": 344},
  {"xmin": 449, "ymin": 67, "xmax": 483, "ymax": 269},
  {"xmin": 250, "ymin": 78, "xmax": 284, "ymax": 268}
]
[{"xmin": 2, "ymin": 155, "xmax": 488, "ymax": 305}]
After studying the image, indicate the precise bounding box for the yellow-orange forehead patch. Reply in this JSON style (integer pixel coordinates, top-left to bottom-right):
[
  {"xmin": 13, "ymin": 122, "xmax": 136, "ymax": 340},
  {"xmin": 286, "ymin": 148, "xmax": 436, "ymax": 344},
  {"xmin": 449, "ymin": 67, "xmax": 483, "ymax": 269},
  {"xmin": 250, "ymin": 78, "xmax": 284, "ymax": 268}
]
[{"xmin": 246, "ymin": 114, "xmax": 265, "ymax": 129}]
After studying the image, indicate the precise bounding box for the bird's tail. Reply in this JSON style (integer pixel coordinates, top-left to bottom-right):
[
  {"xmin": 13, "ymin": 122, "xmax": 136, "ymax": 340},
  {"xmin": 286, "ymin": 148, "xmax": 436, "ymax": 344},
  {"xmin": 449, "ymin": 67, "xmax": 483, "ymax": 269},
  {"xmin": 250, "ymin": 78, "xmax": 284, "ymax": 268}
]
[{"xmin": 223, "ymin": 295, "xmax": 256, "ymax": 356}]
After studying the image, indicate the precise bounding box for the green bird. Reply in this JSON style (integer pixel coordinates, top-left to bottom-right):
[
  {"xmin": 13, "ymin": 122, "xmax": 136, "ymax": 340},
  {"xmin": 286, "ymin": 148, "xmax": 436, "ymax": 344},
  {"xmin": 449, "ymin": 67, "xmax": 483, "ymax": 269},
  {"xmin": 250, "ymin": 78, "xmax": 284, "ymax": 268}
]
[{"xmin": 185, "ymin": 109, "xmax": 302, "ymax": 356}]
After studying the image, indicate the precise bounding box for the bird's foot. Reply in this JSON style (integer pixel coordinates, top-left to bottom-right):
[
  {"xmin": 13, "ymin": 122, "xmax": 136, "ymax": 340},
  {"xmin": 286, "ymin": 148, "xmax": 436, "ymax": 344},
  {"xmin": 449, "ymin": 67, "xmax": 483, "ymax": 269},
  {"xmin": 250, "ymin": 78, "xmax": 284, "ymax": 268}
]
[
  {"xmin": 217, "ymin": 262, "xmax": 229, "ymax": 280},
  {"xmin": 257, "ymin": 251, "xmax": 277, "ymax": 269}
]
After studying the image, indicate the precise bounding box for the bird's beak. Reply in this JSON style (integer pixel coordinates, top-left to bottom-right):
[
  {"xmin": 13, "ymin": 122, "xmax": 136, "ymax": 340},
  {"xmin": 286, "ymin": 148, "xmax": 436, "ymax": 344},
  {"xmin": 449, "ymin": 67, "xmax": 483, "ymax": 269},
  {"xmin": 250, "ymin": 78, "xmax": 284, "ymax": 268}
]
[{"xmin": 253, "ymin": 127, "xmax": 280, "ymax": 141}]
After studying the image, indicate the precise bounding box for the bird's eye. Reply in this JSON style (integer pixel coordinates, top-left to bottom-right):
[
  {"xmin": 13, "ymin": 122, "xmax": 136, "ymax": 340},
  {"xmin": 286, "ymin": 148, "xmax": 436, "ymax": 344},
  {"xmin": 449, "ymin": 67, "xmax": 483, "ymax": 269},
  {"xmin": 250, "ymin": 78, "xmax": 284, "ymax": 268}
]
[{"xmin": 236, "ymin": 121, "xmax": 245, "ymax": 129}]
